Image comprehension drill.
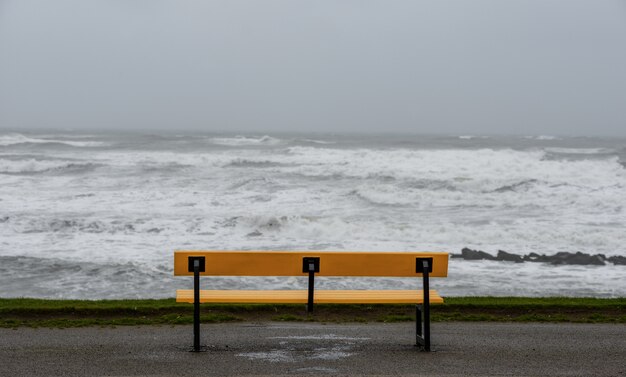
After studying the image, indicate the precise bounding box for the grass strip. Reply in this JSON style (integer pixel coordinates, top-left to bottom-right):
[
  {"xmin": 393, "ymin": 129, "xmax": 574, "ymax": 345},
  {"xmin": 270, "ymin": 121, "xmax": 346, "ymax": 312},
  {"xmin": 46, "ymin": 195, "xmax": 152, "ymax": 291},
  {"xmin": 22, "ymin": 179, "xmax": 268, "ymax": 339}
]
[{"xmin": 0, "ymin": 297, "xmax": 624, "ymax": 328}]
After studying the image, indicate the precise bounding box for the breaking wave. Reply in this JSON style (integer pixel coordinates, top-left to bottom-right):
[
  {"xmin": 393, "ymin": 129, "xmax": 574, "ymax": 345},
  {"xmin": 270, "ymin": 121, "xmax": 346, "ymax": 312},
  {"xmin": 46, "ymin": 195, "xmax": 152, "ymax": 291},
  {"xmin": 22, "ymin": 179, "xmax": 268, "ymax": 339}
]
[
  {"xmin": 526, "ymin": 135, "xmax": 560, "ymax": 141},
  {"xmin": 0, "ymin": 256, "xmax": 175, "ymax": 299},
  {"xmin": 545, "ymin": 147, "xmax": 616, "ymax": 155},
  {"xmin": 458, "ymin": 135, "xmax": 490, "ymax": 140},
  {"xmin": 493, "ymin": 179, "xmax": 540, "ymax": 193},
  {"xmin": 209, "ymin": 135, "xmax": 283, "ymax": 146},
  {"xmin": 0, "ymin": 159, "xmax": 103, "ymax": 175},
  {"xmin": 0, "ymin": 133, "xmax": 107, "ymax": 147},
  {"xmin": 10, "ymin": 217, "xmax": 165, "ymax": 234},
  {"xmin": 298, "ymin": 138, "xmax": 336, "ymax": 145},
  {"xmin": 224, "ymin": 159, "xmax": 290, "ymax": 168}
]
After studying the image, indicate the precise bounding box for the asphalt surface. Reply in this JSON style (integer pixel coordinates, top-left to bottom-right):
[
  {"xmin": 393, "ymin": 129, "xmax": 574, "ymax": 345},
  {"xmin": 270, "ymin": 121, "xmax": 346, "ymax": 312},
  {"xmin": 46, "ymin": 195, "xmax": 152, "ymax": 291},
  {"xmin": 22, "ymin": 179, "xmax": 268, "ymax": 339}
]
[{"xmin": 1, "ymin": 322, "xmax": 624, "ymax": 376}]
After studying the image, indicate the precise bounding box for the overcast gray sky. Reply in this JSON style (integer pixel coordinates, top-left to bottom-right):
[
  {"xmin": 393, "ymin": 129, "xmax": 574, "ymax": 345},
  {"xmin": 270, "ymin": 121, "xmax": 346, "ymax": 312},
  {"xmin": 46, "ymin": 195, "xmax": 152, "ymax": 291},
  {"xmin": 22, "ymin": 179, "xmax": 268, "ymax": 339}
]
[{"xmin": 1, "ymin": 0, "xmax": 625, "ymax": 135}]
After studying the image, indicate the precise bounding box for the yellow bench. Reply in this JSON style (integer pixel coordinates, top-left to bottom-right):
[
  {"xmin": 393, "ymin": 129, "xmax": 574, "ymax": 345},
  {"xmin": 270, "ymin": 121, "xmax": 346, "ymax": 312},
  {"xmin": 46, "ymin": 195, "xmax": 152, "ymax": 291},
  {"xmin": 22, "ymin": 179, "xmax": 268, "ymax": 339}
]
[{"xmin": 174, "ymin": 250, "xmax": 449, "ymax": 352}]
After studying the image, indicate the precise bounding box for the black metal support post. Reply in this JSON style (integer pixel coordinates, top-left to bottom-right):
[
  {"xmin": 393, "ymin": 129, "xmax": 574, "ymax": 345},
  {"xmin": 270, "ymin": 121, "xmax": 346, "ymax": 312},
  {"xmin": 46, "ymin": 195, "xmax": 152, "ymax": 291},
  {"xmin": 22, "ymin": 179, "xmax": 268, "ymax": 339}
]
[
  {"xmin": 193, "ymin": 259, "xmax": 200, "ymax": 352},
  {"xmin": 415, "ymin": 305, "xmax": 423, "ymax": 347},
  {"xmin": 307, "ymin": 264, "xmax": 315, "ymax": 313},
  {"xmin": 186, "ymin": 256, "xmax": 205, "ymax": 352},
  {"xmin": 302, "ymin": 257, "xmax": 320, "ymax": 313},
  {"xmin": 415, "ymin": 257, "xmax": 433, "ymax": 352},
  {"xmin": 422, "ymin": 260, "xmax": 431, "ymax": 352}
]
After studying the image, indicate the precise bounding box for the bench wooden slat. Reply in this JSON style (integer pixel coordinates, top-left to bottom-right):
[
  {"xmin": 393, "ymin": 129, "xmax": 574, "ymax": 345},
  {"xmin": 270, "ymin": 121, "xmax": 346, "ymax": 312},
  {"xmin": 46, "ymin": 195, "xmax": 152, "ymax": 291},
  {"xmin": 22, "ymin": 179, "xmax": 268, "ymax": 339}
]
[
  {"xmin": 174, "ymin": 250, "xmax": 448, "ymax": 277},
  {"xmin": 176, "ymin": 289, "xmax": 444, "ymax": 304}
]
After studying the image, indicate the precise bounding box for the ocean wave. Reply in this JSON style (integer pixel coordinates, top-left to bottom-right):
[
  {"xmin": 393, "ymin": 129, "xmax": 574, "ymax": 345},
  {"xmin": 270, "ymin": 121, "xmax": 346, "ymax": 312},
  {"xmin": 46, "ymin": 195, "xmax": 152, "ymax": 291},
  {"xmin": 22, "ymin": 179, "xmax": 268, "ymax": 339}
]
[
  {"xmin": 0, "ymin": 256, "xmax": 175, "ymax": 299},
  {"xmin": 348, "ymin": 189, "xmax": 413, "ymax": 207},
  {"xmin": 545, "ymin": 147, "xmax": 616, "ymax": 155},
  {"xmin": 10, "ymin": 217, "xmax": 166, "ymax": 234},
  {"xmin": 228, "ymin": 176, "xmax": 276, "ymax": 190},
  {"xmin": 0, "ymin": 153, "xmax": 72, "ymax": 161},
  {"xmin": 0, "ymin": 159, "xmax": 103, "ymax": 175},
  {"xmin": 209, "ymin": 135, "xmax": 282, "ymax": 146},
  {"xmin": 244, "ymin": 215, "xmax": 289, "ymax": 231},
  {"xmin": 214, "ymin": 213, "xmax": 341, "ymax": 234},
  {"xmin": 1, "ymin": 254, "xmax": 623, "ymax": 299},
  {"xmin": 234, "ymin": 214, "xmax": 355, "ymax": 241},
  {"xmin": 493, "ymin": 179, "xmax": 540, "ymax": 193},
  {"xmin": 404, "ymin": 178, "xmax": 458, "ymax": 191},
  {"xmin": 224, "ymin": 159, "xmax": 290, "ymax": 168},
  {"xmin": 346, "ymin": 179, "xmax": 464, "ymax": 206},
  {"xmin": 523, "ymin": 135, "xmax": 561, "ymax": 141},
  {"xmin": 282, "ymin": 147, "xmax": 626, "ymax": 192},
  {"xmin": 299, "ymin": 138, "xmax": 336, "ymax": 145},
  {"xmin": 458, "ymin": 135, "xmax": 489, "ymax": 140},
  {"xmin": 0, "ymin": 133, "xmax": 107, "ymax": 147},
  {"xmin": 139, "ymin": 162, "xmax": 194, "ymax": 174}
]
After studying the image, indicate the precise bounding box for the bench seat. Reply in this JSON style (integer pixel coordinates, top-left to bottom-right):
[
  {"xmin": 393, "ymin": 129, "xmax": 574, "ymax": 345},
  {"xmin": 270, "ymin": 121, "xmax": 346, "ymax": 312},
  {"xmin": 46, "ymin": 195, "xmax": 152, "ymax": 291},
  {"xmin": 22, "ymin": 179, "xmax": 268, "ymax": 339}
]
[{"xmin": 176, "ymin": 289, "xmax": 444, "ymax": 304}]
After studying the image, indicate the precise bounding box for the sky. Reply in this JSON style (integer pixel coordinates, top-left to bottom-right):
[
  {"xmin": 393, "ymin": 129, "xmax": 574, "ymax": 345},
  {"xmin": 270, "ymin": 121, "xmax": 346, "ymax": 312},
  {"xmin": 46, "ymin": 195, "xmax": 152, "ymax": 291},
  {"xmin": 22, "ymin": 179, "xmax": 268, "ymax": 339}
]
[{"xmin": 0, "ymin": 0, "xmax": 625, "ymax": 136}]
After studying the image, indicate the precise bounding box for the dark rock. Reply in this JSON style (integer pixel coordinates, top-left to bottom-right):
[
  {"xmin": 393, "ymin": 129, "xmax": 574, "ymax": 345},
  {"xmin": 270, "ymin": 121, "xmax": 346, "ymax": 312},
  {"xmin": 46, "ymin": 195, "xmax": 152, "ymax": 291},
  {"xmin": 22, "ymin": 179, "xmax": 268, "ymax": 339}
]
[
  {"xmin": 549, "ymin": 252, "xmax": 605, "ymax": 266},
  {"xmin": 456, "ymin": 248, "xmax": 617, "ymax": 267},
  {"xmin": 524, "ymin": 251, "xmax": 606, "ymax": 266},
  {"xmin": 496, "ymin": 250, "xmax": 524, "ymax": 263},
  {"xmin": 523, "ymin": 253, "xmax": 550, "ymax": 263},
  {"xmin": 608, "ymin": 255, "xmax": 626, "ymax": 265},
  {"xmin": 460, "ymin": 248, "xmax": 497, "ymax": 261}
]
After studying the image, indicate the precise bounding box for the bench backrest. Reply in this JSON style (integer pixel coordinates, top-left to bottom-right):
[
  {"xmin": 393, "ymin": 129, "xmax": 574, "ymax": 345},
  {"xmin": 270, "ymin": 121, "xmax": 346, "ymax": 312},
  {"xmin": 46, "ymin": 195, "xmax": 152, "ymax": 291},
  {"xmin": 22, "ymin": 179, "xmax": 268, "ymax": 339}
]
[{"xmin": 174, "ymin": 250, "xmax": 448, "ymax": 277}]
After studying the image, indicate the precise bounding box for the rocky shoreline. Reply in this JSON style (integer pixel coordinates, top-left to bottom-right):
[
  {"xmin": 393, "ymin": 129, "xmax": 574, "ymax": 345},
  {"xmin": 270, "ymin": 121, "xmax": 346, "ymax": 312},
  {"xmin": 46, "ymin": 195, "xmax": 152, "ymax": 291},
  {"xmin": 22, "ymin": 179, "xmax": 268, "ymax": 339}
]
[{"xmin": 452, "ymin": 248, "xmax": 626, "ymax": 266}]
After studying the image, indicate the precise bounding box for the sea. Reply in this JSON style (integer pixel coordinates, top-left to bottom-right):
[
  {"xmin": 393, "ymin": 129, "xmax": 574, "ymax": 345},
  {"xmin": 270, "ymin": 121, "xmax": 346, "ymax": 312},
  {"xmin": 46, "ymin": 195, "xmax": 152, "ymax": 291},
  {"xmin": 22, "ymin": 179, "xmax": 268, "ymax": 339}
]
[{"xmin": 1, "ymin": 131, "xmax": 624, "ymax": 299}]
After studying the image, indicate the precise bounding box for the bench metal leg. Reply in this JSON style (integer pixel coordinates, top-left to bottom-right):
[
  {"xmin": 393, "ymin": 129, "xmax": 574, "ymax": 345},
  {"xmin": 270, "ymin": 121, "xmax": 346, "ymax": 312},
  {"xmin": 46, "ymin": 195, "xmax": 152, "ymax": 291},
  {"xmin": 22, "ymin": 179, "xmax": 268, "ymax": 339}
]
[
  {"xmin": 302, "ymin": 257, "xmax": 320, "ymax": 313},
  {"xmin": 415, "ymin": 259, "xmax": 431, "ymax": 352},
  {"xmin": 415, "ymin": 305, "xmax": 423, "ymax": 346},
  {"xmin": 422, "ymin": 262, "xmax": 431, "ymax": 352},
  {"xmin": 193, "ymin": 259, "xmax": 200, "ymax": 352},
  {"xmin": 307, "ymin": 266, "xmax": 315, "ymax": 313}
]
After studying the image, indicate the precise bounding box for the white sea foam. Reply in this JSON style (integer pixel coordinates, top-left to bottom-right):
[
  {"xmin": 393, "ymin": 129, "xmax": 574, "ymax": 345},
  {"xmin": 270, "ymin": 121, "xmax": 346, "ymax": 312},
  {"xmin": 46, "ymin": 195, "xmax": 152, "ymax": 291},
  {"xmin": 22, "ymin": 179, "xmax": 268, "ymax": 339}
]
[
  {"xmin": 300, "ymin": 138, "xmax": 336, "ymax": 144},
  {"xmin": 458, "ymin": 135, "xmax": 489, "ymax": 140},
  {"xmin": 280, "ymin": 147, "xmax": 624, "ymax": 193},
  {"xmin": 526, "ymin": 135, "xmax": 560, "ymax": 141},
  {"xmin": 209, "ymin": 135, "xmax": 283, "ymax": 146},
  {"xmin": 0, "ymin": 133, "xmax": 106, "ymax": 147},
  {"xmin": 545, "ymin": 147, "xmax": 615, "ymax": 155},
  {"xmin": 0, "ymin": 158, "xmax": 102, "ymax": 174},
  {"xmin": 0, "ymin": 132, "xmax": 625, "ymax": 298}
]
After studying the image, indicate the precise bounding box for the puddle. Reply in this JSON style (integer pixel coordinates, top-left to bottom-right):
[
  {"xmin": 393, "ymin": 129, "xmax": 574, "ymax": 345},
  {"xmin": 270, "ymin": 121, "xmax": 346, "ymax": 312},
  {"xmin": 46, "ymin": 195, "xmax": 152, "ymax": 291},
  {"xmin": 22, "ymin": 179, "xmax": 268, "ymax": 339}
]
[{"xmin": 236, "ymin": 333, "xmax": 367, "ymax": 364}]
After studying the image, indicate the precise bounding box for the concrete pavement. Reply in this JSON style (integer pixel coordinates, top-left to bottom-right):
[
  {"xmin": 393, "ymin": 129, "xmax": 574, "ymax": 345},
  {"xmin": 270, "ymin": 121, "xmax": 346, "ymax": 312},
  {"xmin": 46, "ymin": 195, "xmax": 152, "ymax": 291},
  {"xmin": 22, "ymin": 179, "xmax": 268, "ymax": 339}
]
[{"xmin": 1, "ymin": 322, "xmax": 625, "ymax": 376}]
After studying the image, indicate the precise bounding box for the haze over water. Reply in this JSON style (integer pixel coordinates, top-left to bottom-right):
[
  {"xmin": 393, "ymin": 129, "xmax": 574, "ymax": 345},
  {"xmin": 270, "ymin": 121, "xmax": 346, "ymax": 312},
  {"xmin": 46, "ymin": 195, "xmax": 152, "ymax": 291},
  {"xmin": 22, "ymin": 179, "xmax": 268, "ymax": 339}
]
[{"xmin": 0, "ymin": 131, "xmax": 625, "ymax": 298}]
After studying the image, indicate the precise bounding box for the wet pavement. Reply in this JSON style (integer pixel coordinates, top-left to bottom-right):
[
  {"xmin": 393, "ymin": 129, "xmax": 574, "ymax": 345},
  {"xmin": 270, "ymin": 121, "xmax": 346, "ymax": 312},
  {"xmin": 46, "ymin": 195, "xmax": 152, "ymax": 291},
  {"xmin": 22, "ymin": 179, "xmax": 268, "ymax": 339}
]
[{"xmin": 1, "ymin": 322, "xmax": 625, "ymax": 376}]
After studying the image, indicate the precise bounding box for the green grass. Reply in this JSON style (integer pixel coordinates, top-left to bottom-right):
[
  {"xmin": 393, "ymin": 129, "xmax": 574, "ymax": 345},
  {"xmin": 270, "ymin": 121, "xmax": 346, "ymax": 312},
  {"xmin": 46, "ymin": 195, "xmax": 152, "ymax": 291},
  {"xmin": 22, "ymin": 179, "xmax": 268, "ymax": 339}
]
[
  {"xmin": 0, "ymin": 297, "xmax": 624, "ymax": 328},
  {"xmin": 272, "ymin": 314, "xmax": 309, "ymax": 322},
  {"xmin": 444, "ymin": 296, "xmax": 626, "ymax": 308},
  {"xmin": 0, "ymin": 298, "xmax": 184, "ymax": 314},
  {"xmin": 377, "ymin": 314, "xmax": 414, "ymax": 322}
]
